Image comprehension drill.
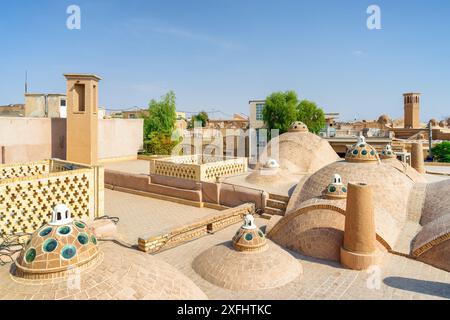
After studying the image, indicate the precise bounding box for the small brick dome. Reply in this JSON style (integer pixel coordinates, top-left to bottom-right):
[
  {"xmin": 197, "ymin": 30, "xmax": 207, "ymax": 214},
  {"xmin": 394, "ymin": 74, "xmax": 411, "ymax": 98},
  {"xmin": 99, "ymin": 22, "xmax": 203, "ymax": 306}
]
[
  {"xmin": 322, "ymin": 174, "xmax": 347, "ymax": 199},
  {"xmin": 232, "ymin": 214, "xmax": 267, "ymax": 252},
  {"xmin": 288, "ymin": 121, "xmax": 308, "ymax": 132},
  {"xmin": 345, "ymin": 135, "xmax": 379, "ymax": 163},
  {"xmin": 15, "ymin": 204, "xmax": 100, "ymax": 279},
  {"xmin": 380, "ymin": 144, "xmax": 397, "ymax": 159}
]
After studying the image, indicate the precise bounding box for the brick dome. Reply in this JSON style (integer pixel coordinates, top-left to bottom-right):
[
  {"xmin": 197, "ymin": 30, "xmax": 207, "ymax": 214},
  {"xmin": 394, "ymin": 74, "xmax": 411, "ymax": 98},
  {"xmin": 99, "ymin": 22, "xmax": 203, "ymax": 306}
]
[
  {"xmin": 380, "ymin": 144, "xmax": 396, "ymax": 159},
  {"xmin": 286, "ymin": 159, "xmax": 418, "ymax": 249},
  {"xmin": 193, "ymin": 215, "xmax": 302, "ymax": 291}
]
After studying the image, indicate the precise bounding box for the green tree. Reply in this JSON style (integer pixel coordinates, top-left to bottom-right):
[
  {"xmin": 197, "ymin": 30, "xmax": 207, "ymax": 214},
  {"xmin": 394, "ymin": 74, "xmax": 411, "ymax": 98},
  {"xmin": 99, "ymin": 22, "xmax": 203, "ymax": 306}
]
[
  {"xmin": 143, "ymin": 91, "xmax": 179, "ymax": 155},
  {"xmin": 262, "ymin": 91, "xmax": 298, "ymax": 134},
  {"xmin": 432, "ymin": 141, "xmax": 450, "ymax": 163},
  {"xmin": 189, "ymin": 111, "xmax": 209, "ymax": 128},
  {"xmin": 296, "ymin": 99, "xmax": 326, "ymax": 134},
  {"xmin": 144, "ymin": 91, "xmax": 177, "ymax": 136}
]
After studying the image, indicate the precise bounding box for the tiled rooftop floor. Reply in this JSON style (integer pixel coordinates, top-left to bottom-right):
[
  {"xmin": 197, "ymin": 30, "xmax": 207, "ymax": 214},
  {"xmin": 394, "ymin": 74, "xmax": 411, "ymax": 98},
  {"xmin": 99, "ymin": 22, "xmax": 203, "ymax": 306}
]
[
  {"xmin": 103, "ymin": 160, "xmax": 150, "ymax": 175},
  {"xmin": 104, "ymin": 189, "xmax": 218, "ymax": 244}
]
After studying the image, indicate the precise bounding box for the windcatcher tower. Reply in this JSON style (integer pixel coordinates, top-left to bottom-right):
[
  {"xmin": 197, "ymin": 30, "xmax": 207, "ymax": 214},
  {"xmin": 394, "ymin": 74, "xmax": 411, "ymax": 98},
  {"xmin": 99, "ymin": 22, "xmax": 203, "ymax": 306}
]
[
  {"xmin": 64, "ymin": 74, "xmax": 101, "ymax": 165},
  {"xmin": 340, "ymin": 182, "xmax": 379, "ymax": 270},
  {"xmin": 403, "ymin": 93, "xmax": 421, "ymax": 129}
]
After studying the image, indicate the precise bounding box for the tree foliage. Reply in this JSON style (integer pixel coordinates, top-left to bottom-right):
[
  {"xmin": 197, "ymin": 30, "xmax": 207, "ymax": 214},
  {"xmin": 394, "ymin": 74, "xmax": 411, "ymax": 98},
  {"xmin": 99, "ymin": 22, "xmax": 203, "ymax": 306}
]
[
  {"xmin": 432, "ymin": 141, "xmax": 450, "ymax": 163},
  {"xmin": 297, "ymin": 99, "xmax": 326, "ymax": 134},
  {"xmin": 143, "ymin": 91, "xmax": 179, "ymax": 155},
  {"xmin": 189, "ymin": 111, "xmax": 209, "ymax": 128},
  {"xmin": 144, "ymin": 91, "xmax": 177, "ymax": 136},
  {"xmin": 262, "ymin": 91, "xmax": 298, "ymax": 134}
]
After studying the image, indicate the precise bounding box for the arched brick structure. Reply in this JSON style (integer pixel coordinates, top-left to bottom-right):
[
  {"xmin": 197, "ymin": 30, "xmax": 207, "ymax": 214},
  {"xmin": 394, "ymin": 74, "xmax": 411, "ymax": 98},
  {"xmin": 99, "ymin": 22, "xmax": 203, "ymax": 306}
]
[{"xmin": 268, "ymin": 203, "xmax": 389, "ymax": 262}]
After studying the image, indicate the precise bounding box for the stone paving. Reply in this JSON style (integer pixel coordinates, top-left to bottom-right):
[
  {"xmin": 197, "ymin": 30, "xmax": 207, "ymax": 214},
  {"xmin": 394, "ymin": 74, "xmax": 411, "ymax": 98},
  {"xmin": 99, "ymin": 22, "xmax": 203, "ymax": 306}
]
[
  {"xmin": 156, "ymin": 217, "xmax": 450, "ymax": 300},
  {"xmin": 104, "ymin": 189, "xmax": 218, "ymax": 244}
]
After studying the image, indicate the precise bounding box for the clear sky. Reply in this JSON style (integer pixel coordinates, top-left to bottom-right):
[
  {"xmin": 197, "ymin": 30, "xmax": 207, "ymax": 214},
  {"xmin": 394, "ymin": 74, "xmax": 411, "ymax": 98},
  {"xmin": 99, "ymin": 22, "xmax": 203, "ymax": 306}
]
[{"xmin": 0, "ymin": 0, "xmax": 449, "ymax": 121}]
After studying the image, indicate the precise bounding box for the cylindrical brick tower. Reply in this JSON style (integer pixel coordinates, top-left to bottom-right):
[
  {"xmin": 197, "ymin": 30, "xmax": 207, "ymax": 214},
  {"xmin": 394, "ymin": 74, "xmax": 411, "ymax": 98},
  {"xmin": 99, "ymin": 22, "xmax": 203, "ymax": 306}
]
[
  {"xmin": 411, "ymin": 142, "xmax": 425, "ymax": 174},
  {"xmin": 340, "ymin": 182, "xmax": 379, "ymax": 270}
]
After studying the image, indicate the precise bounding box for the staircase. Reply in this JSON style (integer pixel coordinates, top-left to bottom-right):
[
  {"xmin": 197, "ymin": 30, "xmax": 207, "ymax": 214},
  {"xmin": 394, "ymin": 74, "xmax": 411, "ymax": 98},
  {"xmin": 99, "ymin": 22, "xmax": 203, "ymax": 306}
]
[{"xmin": 262, "ymin": 193, "xmax": 290, "ymax": 218}]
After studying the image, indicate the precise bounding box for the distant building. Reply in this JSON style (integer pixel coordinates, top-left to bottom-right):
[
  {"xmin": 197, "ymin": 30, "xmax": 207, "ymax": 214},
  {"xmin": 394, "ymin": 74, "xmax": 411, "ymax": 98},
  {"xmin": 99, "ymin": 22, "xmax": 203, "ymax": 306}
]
[
  {"xmin": 123, "ymin": 108, "xmax": 148, "ymax": 119},
  {"xmin": 24, "ymin": 93, "xmax": 67, "ymax": 118},
  {"xmin": 0, "ymin": 104, "xmax": 25, "ymax": 117},
  {"xmin": 249, "ymin": 100, "xmax": 266, "ymax": 129},
  {"xmin": 403, "ymin": 93, "xmax": 421, "ymax": 129}
]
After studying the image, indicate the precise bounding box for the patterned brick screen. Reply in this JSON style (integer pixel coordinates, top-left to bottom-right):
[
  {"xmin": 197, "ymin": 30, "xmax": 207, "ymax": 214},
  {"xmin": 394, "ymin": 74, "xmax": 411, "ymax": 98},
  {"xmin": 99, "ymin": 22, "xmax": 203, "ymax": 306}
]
[
  {"xmin": 150, "ymin": 155, "xmax": 247, "ymax": 182},
  {"xmin": 0, "ymin": 160, "xmax": 104, "ymax": 236}
]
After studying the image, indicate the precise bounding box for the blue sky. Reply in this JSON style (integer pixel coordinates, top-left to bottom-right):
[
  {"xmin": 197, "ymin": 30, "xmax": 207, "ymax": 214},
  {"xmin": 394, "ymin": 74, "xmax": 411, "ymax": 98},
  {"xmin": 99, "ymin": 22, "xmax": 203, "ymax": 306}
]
[{"xmin": 0, "ymin": 0, "xmax": 449, "ymax": 121}]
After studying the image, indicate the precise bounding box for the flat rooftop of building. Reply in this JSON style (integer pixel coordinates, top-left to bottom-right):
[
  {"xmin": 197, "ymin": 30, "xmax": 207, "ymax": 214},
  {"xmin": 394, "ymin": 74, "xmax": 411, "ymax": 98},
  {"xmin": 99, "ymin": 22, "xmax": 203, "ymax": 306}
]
[{"xmin": 102, "ymin": 159, "xmax": 150, "ymax": 175}]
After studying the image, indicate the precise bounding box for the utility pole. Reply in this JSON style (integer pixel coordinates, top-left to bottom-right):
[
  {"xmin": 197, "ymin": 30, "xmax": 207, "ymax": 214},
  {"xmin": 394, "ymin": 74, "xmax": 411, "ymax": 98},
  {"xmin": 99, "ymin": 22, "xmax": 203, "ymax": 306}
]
[{"xmin": 428, "ymin": 120, "xmax": 433, "ymax": 161}]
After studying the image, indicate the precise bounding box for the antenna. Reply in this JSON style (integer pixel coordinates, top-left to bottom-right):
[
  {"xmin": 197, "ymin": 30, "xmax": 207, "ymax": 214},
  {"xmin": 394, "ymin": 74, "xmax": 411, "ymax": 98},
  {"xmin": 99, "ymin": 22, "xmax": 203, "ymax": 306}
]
[{"xmin": 25, "ymin": 70, "xmax": 28, "ymax": 94}]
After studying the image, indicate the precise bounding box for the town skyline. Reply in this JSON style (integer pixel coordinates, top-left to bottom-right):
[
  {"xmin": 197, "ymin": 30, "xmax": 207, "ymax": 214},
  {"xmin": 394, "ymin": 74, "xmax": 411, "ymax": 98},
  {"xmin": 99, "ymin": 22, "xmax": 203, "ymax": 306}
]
[{"xmin": 1, "ymin": 0, "xmax": 449, "ymax": 121}]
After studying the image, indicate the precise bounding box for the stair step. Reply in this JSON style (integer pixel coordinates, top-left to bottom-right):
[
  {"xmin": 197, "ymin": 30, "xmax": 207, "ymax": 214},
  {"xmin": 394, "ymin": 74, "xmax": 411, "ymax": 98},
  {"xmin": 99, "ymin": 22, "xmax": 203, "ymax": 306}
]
[
  {"xmin": 267, "ymin": 199, "xmax": 287, "ymax": 210},
  {"xmin": 264, "ymin": 207, "xmax": 285, "ymax": 216},
  {"xmin": 268, "ymin": 193, "xmax": 290, "ymax": 203},
  {"xmin": 260, "ymin": 213, "xmax": 273, "ymax": 220}
]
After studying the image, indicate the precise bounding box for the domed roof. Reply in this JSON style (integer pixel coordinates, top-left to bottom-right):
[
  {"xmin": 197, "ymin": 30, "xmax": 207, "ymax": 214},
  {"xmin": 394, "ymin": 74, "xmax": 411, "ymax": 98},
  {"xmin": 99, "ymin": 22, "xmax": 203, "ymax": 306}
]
[
  {"xmin": 377, "ymin": 114, "xmax": 390, "ymax": 125},
  {"xmin": 15, "ymin": 204, "xmax": 99, "ymax": 279},
  {"xmin": 286, "ymin": 160, "xmax": 418, "ymax": 248},
  {"xmin": 430, "ymin": 118, "xmax": 439, "ymax": 127},
  {"xmin": 257, "ymin": 129, "xmax": 339, "ymax": 175},
  {"xmin": 345, "ymin": 136, "xmax": 379, "ymax": 163},
  {"xmin": 380, "ymin": 144, "xmax": 396, "ymax": 159},
  {"xmin": 193, "ymin": 216, "xmax": 302, "ymax": 291},
  {"xmin": 288, "ymin": 121, "xmax": 308, "ymax": 132},
  {"xmin": 232, "ymin": 214, "xmax": 267, "ymax": 252},
  {"xmin": 5, "ymin": 242, "xmax": 207, "ymax": 299},
  {"xmin": 322, "ymin": 174, "xmax": 347, "ymax": 199}
]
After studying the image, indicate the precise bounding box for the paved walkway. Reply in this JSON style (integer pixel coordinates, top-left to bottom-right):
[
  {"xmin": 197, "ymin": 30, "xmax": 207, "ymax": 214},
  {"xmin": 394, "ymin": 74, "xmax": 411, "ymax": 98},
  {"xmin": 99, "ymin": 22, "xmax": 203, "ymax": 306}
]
[
  {"xmin": 156, "ymin": 217, "xmax": 450, "ymax": 300},
  {"xmin": 104, "ymin": 189, "xmax": 218, "ymax": 244}
]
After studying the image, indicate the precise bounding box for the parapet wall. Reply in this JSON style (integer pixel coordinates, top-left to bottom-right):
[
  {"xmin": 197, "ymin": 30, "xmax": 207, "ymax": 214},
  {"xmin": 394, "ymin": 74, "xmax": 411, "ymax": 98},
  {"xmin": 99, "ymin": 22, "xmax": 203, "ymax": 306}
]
[
  {"xmin": 104, "ymin": 169, "xmax": 267, "ymax": 210},
  {"xmin": 0, "ymin": 117, "xmax": 143, "ymax": 164},
  {"xmin": 138, "ymin": 203, "xmax": 255, "ymax": 253}
]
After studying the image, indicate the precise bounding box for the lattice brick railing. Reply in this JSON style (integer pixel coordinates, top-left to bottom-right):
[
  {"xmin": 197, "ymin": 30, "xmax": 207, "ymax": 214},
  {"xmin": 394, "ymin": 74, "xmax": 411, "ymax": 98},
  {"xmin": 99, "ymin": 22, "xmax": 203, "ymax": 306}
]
[
  {"xmin": 200, "ymin": 158, "xmax": 247, "ymax": 181},
  {"xmin": 150, "ymin": 155, "xmax": 247, "ymax": 182},
  {"xmin": 0, "ymin": 160, "xmax": 50, "ymax": 180},
  {"xmin": 0, "ymin": 160, "xmax": 104, "ymax": 237}
]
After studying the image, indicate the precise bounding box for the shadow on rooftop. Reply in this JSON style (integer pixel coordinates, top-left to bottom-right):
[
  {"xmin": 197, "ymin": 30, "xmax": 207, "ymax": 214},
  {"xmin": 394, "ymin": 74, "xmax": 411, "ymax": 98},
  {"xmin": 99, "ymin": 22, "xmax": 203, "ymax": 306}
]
[{"xmin": 383, "ymin": 277, "xmax": 450, "ymax": 299}]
